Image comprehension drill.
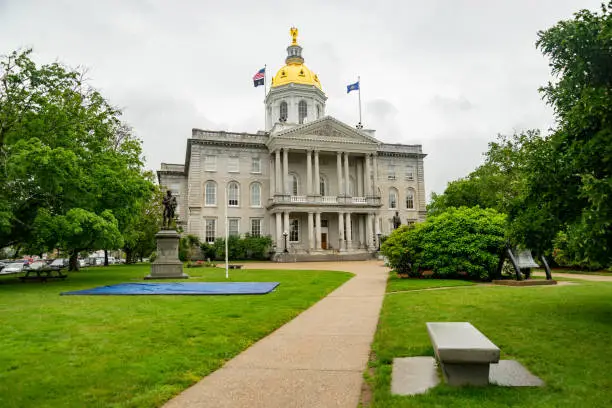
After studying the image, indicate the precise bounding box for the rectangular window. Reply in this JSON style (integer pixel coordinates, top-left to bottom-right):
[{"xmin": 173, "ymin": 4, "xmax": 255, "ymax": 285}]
[
  {"xmin": 387, "ymin": 164, "xmax": 396, "ymax": 180},
  {"xmin": 405, "ymin": 166, "xmax": 414, "ymax": 180},
  {"xmin": 204, "ymin": 182, "xmax": 216, "ymax": 206},
  {"xmin": 289, "ymin": 219, "xmax": 300, "ymax": 242},
  {"xmin": 251, "ymin": 157, "xmax": 261, "ymax": 173},
  {"xmin": 250, "ymin": 219, "xmax": 262, "ymax": 237},
  {"xmin": 228, "ymin": 218, "xmax": 240, "ymax": 236},
  {"xmin": 205, "ymin": 219, "xmax": 216, "ymax": 243},
  {"xmin": 205, "ymin": 155, "xmax": 217, "ymax": 172},
  {"xmin": 321, "ymin": 219, "xmax": 329, "ymax": 228},
  {"xmin": 228, "ymin": 156, "xmax": 239, "ymax": 173}
]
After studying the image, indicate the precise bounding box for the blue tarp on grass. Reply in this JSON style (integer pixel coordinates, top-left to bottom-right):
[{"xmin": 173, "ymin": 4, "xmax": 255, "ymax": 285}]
[{"xmin": 60, "ymin": 282, "xmax": 280, "ymax": 296}]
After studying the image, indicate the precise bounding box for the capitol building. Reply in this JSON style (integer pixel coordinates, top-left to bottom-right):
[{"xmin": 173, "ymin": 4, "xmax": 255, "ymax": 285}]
[{"xmin": 158, "ymin": 29, "xmax": 427, "ymax": 260}]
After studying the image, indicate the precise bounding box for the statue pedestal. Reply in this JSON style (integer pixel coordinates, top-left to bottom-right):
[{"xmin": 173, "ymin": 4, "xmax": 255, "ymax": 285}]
[{"xmin": 145, "ymin": 229, "xmax": 189, "ymax": 279}]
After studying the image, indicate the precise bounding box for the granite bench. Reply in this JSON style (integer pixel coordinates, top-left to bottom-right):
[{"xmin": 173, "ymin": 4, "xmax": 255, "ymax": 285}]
[{"xmin": 426, "ymin": 322, "xmax": 500, "ymax": 386}]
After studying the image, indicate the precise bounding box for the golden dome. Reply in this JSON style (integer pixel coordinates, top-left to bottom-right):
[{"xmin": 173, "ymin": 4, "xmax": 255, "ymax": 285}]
[
  {"xmin": 271, "ymin": 27, "xmax": 322, "ymax": 90},
  {"xmin": 272, "ymin": 63, "xmax": 322, "ymax": 90}
]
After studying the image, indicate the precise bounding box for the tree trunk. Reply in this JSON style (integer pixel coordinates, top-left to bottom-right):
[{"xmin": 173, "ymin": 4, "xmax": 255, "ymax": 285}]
[
  {"xmin": 104, "ymin": 249, "xmax": 109, "ymax": 266},
  {"xmin": 69, "ymin": 250, "xmax": 79, "ymax": 271},
  {"xmin": 125, "ymin": 248, "xmax": 133, "ymax": 264}
]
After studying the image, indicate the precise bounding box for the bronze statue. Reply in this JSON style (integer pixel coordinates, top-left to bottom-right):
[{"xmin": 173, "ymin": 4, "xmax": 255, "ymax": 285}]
[
  {"xmin": 162, "ymin": 190, "xmax": 177, "ymax": 229},
  {"xmin": 392, "ymin": 211, "xmax": 401, "ymax": 230}
]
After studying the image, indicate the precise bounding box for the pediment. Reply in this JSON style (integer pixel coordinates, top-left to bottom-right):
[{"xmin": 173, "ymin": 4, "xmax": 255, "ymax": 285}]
[{"xmin": 271, "ymin": 116, "xmax": 379, "ymax": 145}]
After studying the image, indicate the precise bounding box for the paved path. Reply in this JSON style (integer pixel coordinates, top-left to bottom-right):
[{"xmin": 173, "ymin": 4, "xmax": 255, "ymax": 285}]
[
  {"xmin": 164, "ymin": 260, "xmax": 388, "ymax": 408},
  {"xmin": 534, "ymin": 271, "xmax": 612, "ymax": 282}
]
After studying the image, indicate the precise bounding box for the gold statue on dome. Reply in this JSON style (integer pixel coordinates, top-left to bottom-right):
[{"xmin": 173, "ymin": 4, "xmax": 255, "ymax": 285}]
[{"xmin": 290, "ymin": 27, "xmax": 298, "ymax": 45}]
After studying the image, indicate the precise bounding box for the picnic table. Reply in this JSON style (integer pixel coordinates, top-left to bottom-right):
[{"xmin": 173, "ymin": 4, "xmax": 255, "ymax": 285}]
[{"xmin": 19, "ymin": 266, "xmax": 67, "ymax": 282}]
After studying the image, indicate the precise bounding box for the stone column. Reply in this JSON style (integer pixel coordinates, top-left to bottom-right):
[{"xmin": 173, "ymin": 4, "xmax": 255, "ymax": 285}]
[
  {"xmin": 306, "ymin": 149, "xmax": 312, "ymax": 195},
  {"xmin": 275, "ymin": 212, "xmax": 282, "ymax": 251},
  {"xmin": 269, "ymin": 156, "xmax": 275, "ymax": 198},
  {"xmin": 307, "ymin": 212, "xmax": 314, "ymax": 250},
  {"xmin": 283, "ymin": 148, "xmax": 290, "ymax": 195},
  {"xmin": 344, "ymin": 152, "xmax": 350, "ymax": 196},
  {"xmin": 275, "ymin": 149, "xmax": 281, "ymax": 194},
  {"xmin": 366, "ymin": 213, "xmax": 373, "ymax": 250},
  {"xmin": 356, "ymin": 159, "xmax": 363, "ymax": 197},
  {"xmin": 338, "ymin": 211, "xmax": 345, "ymax": 251},
  {"xmin": 315, "ymin": 212, "xmax": 322, "ymax": 250},
  {"xmin": 345, "ymin": 212, "xmax": 352, "ymax": 251},
  {"xmin": 373, "ymin": 153, "xmax": 379, "ymax": 196},
  {"xmin": 336, "ymin": 151, "xmax": 343, "ymax": 196},
  {"xmin": 359, "ymin": 215, "xmax": 366, "ymax": 249},
  {"xmin": 314, "ymin": 150, "xmax": 320, "ymax": 195},
  {"xmin": 365, "ymin": 154, "xmax": 372, "ymax": 196},
  {"xmin": 283, "ymin": 211, "xmax": 290, "ymax": 251}
]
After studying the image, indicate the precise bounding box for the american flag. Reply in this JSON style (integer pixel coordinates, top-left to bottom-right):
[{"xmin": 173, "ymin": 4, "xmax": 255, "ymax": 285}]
[{"xmin": 253, "ymin": 68, "xmax": 265, "ymax": 87}]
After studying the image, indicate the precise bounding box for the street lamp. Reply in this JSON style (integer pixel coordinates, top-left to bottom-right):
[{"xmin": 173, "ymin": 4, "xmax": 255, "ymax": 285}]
[
  {"xmin": 283, "ymin": 231, "xmax": 289, "ymax": 253},
  {"xmin": 377, "ymin": 232, "xmax": 382, "ymax": 252}
]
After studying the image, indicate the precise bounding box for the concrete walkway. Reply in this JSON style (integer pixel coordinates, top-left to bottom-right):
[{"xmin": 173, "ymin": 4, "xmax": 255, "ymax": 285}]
[
  {"xmin": 534, "ymin": 271, "xmax": 612, "ymax": 282},
  {"xmin": 164, "ymin": 260, "xmax": 388, "ymax": 408}
]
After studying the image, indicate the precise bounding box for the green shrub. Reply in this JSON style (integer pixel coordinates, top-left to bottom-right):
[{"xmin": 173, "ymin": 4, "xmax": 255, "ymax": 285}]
[
  {"xmin": 382, "ymin": 207, "xmax": 507, "ymax": 280},
  {"xmin": 204, "ymin": 235, "xmax": 273, "ymax": 261}
]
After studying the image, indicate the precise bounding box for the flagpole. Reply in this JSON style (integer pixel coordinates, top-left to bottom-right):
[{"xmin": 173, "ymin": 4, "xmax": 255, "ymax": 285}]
[
  {"xmin": 358, "ymin": 75, "xmax": 362, "ymax": 126},
  {"xmin": 263, "ymin": 64, "xmax": 267, "ymax": 130},
  {"xmin": 225, "ymin": 185, "xmax": 229, "ymax": 279}
]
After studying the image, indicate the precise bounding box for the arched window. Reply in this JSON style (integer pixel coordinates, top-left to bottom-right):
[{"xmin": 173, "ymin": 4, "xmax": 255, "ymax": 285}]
[
  {"xmin": 316, "ymin": 105, "xmax": 321, "ymax": 119},
  {"xmin": 250, "ymin": 183, "xmax": 261, "ymax": 207},
  {"xmin": 389, "ymin": 188, "xmax": 398, "ymax": 209},
  {"xmin": 288, "ymin": 173, "xmax": 299, "ymax": 196},
  {"xmin": 298, "ymin": 100, "xmax": 307, "ymax": 124},
  {"xmin": 319, "ymin": 175, "xmax": 327, "ymax": 196},
  {"xmin": 228, "ymin": 182, "xmax": 239, "ymax": 206},
  {"xmin": 204, "ymin": 181, "xmax": 217, "ymax": 206},
  {"xmin": 406, "ymin": 188, "xmax": 415, "ymax": 209},
  {"xmin": 280, "ymin": 101, "xmax": 288, "ymax": 121}
]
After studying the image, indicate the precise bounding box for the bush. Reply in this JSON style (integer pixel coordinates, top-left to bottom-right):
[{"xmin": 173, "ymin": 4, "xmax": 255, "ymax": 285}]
[
  {"xmin": 381, "ymin": 207, "xmax": 507, "ymax": 280},
  {"xmin": 202, "ymin": 235, "xmax": 273, "ymax": 261}
]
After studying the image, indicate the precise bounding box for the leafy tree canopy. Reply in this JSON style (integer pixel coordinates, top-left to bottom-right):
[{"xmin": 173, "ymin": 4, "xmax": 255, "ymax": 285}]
[{"xmin": 0, "ymin": 49, "xmax": 154, "ymax": 268}]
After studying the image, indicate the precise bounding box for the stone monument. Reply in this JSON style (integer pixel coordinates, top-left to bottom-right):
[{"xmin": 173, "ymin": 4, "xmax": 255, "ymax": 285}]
[{"xmin": 145, "ymin": 190, "xmax": 189, "ymax": 279}]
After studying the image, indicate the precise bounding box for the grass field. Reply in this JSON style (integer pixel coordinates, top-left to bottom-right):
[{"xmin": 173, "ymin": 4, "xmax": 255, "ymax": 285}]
[
  {"xmin": 387, "ymin": 276, "xmax": 476, "ymax": 293},
  {"xmin": 0, "ymin": 264, "xmax": 351, "ymax": 408},
  {"xmin": 367, "ymin": 278, "xmax": 612, "ymax": 407}
]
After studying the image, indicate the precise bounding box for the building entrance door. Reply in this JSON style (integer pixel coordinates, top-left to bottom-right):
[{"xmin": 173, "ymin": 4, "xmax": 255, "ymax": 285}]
[{"xmin": 321, "ymin": 233, "xmax": 328, "ymax": 250}]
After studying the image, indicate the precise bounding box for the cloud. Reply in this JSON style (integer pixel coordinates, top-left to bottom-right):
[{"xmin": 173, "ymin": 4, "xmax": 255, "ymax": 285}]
[{"xmin": 430, "ymin": 95, "xmax": 473, "ymax": 113}]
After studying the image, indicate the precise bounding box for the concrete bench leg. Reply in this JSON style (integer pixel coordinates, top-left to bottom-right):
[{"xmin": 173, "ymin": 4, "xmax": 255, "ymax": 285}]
[{"xmin": 442, "ymin": 363, "xmax": 490, "ymax": 386}]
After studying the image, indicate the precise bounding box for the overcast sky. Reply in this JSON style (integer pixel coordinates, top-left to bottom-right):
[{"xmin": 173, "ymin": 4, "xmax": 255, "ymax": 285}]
[{"xmin": 0, "ymin": 0, "xmax": 601, "ymax": 199}]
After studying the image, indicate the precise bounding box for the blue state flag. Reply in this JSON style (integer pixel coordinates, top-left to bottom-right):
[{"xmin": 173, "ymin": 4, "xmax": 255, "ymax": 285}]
[{"xmin": 347, "ymin": 81, "xmax": 360, "ymax": 93}]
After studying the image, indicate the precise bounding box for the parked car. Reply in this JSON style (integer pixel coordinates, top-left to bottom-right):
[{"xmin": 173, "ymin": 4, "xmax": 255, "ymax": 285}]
[
  {"xmin": 25, "ymin": 260, "xmax": 47, "ymax": 271},
  {"xmin": 0, "ymin": 262, "xmax": 25, "ymax": 275},
  {"xmin": 49, "ymin": 258, "xmax": 69, "ymax": 269},
  {"xmin": 78, "ymin": 259, "xmax": 87, "ymax": 268}
]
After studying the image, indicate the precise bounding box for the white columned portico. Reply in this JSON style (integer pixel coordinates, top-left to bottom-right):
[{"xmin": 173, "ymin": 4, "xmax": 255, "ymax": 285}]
[
  {"xmin": 276, "ymin": 212, "xmax": 282, "ymax": 251},
  {"xmin": 283, "ymin": 148, "xmax": 290, "ymax": 195},
  {"xmin": 313, "ymin": 150, "xmax": 320, "ymax": 195},
  {"xmin": 338, "ymin": 211, "xmax": 345, "ymax": 251},
  {"xmin": 307, "ymin": 212, "xmax": 314, "ymax": 250},
  {"xmin": 275, "ymin": 149, "xmax": 281, "ymax": 194},
  {"xmin": 315, "ymin": 212, "xmax": 322, "ymax": 250},
  {"xmin": 306, "ymin": 149, "xmax": 312, "ymax": 195},
  {"xmin": 344, "ymin": 152, "xmax": 350, "ymax": 196},
  {"xmin": 336, "ymin": 152, "xmax": 343, "ymax": 196},
  {"xmin": 345, "ymin": 212, "xmax": 352, "ymax": 250},
  {"xmin": 365, "ymin": 153, "xmax": 372, "ymax": 196}
]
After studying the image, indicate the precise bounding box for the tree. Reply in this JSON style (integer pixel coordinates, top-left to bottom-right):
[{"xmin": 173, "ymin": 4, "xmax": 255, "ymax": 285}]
[
  {"xmin": 510, "ymin": 3, "xmax": 612, "ymax": 264},
  {"xmin": 428, "ymin": 130, "xmax": 543, "ymax": 216},
  {"xmin": 122, "ymin": 183, "xmax": 162, "ymax": 264},
  {"xmin": 0, "ymin": 49, "xmax": 154, "ymax": 269}
]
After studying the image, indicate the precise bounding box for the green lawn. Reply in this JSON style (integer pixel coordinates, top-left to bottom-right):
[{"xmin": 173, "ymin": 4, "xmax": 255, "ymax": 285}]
[
  {"xmin": 367, "ymin": 280, "xmax": 612, "ymax": 407},
  {"xmin": 387, "ymin": 276, "xmax": 476, "ymax": 293},
  {"xmin": 0, "ymin": 264, "xmax": 351, "ymax": 408}
]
